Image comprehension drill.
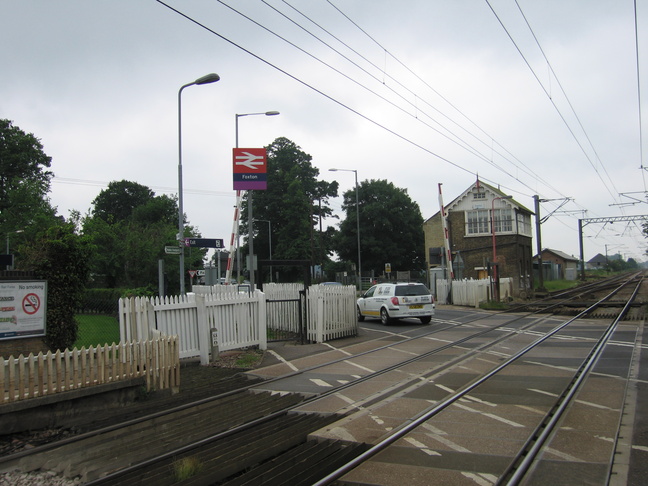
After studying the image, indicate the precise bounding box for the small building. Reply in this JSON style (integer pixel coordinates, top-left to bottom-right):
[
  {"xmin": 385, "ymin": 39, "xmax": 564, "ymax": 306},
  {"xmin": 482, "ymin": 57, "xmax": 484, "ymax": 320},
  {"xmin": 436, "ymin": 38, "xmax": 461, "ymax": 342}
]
[
  {"xmin": 535, "ymin": 248, "xmax": 579, "ymax": 281},
  {"xmin": 423, "ymin": 179, "xmax": 534, "ymax": 298},
  {"xmin": 587, "ymin": 253, "xmax": 609, "ymax": 270}
]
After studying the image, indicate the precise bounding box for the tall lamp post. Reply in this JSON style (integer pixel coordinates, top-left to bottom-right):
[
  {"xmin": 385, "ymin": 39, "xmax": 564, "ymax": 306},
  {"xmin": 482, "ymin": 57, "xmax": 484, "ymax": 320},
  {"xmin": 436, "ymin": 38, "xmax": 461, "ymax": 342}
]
[
  {"xmin": 329, "ymin": 168, "xmax": 361, "ymax": 290},
  {"xmin": 5, "ymin": 229, "xmax": 24, "ymax": 270},
  {"xmin": 491, "ymin": 195, "xmax": 513, "ymax": 301},
  {"xmin": 235, "ymin": 111, "xmax": 280, "ymax": 289},
  {"xmin": 256, "ymin": 219, "xmax": 272, "ymax": 282},
  {"xmin": 177, "ymin": 72, "xmax": 220, "ymax": 295}
]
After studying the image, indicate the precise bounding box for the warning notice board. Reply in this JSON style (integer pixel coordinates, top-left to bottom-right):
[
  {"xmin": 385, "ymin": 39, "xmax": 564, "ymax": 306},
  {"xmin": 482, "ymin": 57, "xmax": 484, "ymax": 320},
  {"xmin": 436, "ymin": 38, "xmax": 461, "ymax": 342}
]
[{"xmin": 0, "ymin": 281, "xmax": 47, "ymax": 340}]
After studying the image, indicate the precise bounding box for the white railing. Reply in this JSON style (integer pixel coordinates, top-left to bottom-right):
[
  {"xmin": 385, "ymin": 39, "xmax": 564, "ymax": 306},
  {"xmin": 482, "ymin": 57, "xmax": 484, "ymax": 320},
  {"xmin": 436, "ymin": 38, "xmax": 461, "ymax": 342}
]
[
  {"xmin": 0, "ymin": 336, "xmax": 180, "ymax": 403},
  {"xmin": 436, "ymin": 278, "xmax": 513, "ymax": 306},
  {"xmin": 120, "ymin": 292, "xmax": 265, "ymax": 364},
  {"xmin": 308, "ymin": 285, "xmax": 357, "ymax": 342},
  {"xmin": 119, "ymin": 284, "xmax": 358, "ymax": 363}
]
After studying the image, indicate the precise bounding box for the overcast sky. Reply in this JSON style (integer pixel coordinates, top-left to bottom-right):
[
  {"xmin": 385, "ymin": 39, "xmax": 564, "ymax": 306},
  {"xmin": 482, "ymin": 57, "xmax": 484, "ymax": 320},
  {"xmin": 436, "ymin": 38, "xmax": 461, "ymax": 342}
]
[{"xmin": 2, "ymin": 0, "xmax": 647, "ymax": 264}]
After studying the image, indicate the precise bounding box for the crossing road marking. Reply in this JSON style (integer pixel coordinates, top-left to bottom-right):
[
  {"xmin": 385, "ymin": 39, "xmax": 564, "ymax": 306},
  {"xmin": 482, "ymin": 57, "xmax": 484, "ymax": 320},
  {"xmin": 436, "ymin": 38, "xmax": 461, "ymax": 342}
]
[
  {"xmin": 267, "ymin": 350, "xmax": 299, "ymax": 371},
  {"xmin": 310, "ymin": 378, "xmax": 333, "ymax": 387},
  {"xmin": 343, "ymin": 360, "xmax": 375, "ymax": 373}
]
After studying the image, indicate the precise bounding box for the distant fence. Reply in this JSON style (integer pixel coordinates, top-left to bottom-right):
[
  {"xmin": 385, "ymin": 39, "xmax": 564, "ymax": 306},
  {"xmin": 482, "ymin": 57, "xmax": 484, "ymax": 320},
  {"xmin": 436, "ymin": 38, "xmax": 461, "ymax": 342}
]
[
  {"xmin": 119, "ymin": 284, "xmax": 358, "ymax": 364},
  {"xmin": 0, "ymin": 335, "xmax": 180, "ymax": 403},
  {"xmin": 436, "ymin": 278, "xmax": 513, "ymax": 306}
]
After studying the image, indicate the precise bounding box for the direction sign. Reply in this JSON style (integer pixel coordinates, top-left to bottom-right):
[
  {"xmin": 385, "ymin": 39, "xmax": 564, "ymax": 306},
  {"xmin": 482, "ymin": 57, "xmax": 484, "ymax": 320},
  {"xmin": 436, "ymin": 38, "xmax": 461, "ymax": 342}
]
[
  {"xmin": 233, "ymin": 148, "xmax": 267, "ymax": 190},
  {"xmin": 165, "ymin": 245, "xmax": 181, "ymax": 254},
  {"xmin": 185, "ymin": 238, "xmax": 224, "ymax": 249}
]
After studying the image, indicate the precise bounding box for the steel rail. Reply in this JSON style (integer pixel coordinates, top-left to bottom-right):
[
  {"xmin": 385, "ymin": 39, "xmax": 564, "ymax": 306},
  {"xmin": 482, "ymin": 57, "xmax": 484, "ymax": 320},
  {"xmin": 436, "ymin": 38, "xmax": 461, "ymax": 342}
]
[
  {"xmin": 85, "ymin": 312, "xmax": 561, "ymax": 485},
  {"xmin": 3, "ymin": 273, "xmax": 638, "ymax": 483},
  {"xmin": 312, "ymin": 272, "xmax": 640, "ymax": 485},
  {"xmin": 499, "ymin": 274, "xmax": 644, "ymax": 485}
]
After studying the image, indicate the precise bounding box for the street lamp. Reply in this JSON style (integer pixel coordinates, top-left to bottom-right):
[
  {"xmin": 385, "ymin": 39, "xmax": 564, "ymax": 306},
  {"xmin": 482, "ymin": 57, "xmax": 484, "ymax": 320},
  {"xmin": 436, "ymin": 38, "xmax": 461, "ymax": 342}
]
[
  {"xmin": 256, "ymin": 219, "xmax": 272, "ymax": 282},
  {"xmin": 177, "ymin": 72, "xmax": 220, "ymax": 295},
  {"xmin": 329, "ymin": 168, "xmax": 362, "ymax": 290},
  {"xmin": 236, "ymin": 111, "xmax": 280, "ymax": 289},
  {"xmin": 5, "ymin": 229, "xmax": 24, "ymax": 270},
  {"xmin": 491, "ymin": 195, "xmax": 513, "ymax": 301}
]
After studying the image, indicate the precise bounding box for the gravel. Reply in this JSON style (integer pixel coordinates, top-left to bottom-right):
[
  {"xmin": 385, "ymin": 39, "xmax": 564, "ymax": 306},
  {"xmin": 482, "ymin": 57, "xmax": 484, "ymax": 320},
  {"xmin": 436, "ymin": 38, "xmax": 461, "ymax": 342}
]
[
  {"xmin": 0, "ymin": 348, "xmax": 267, "ymax": 484},
  {"xmin": 0, "ymin": 471, "xmax": 81, "ymax": 486}
]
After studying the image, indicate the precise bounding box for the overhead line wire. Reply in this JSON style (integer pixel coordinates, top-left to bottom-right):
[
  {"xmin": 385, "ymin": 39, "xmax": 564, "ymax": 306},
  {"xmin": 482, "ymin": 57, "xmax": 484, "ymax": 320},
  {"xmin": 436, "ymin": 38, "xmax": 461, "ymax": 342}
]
[
  {"xmin": 322, "ymin": 0, "xmax": 584, "ymax": 227},
  {"xmin": 157, "ymin": 1, "xmax": 595, "ymax": 230},
  {"xmin": 324, "ymin": 0, "xmax": 561, "ymax": 199},
  {"xmin": 154, "ymin": 0, "xmax": 476, "ymax": 179},
  {"xmin": 257, "ymin": 0, "xmax": 540, "ymax": 189},
  {"xmin": 283, "ymin": 0, "xmax": 541, "ymax": 184},
  {"xmin": 270, "ymin": 0, "xmax": 570, "ymax": 202},
  {"xmin": 484, "ymin": 0, "xmax": 619, "ymax": 204},
  {"xmin": 513, "ymin": 0, "xmax": 622, "ymax": 202},
  {"xmin": 52, "ymin": 177, "xmax": 234, "ymax": 197},
  {"xmin": 227, "ymin": 0, "xmax": 571, "ymax": 204}
]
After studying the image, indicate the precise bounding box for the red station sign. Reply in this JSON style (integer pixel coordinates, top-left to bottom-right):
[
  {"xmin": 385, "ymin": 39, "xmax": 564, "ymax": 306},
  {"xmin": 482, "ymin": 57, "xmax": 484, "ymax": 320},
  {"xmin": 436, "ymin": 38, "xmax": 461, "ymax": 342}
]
[{"xmin": 233, "ymin": 148, "xmax": 267, "ymax": 190}]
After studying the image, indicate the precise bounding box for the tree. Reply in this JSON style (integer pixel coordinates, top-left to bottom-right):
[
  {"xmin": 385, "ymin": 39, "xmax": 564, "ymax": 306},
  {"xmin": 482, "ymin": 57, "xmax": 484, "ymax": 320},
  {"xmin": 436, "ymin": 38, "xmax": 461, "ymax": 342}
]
[
  {"xmin": 19, "ymin": 223, "xmax": 92, "ymax": 351},
  {"xmin": 334, "ymin": 179, "xmax": 425, "ymax": 277},
  {"xmin": 241, "ymin": 137, "xmax": 338, "ymax": 281},
  {"xmin": 91, "ymin": 180, "xmax": 155, "ymax": 223},
  {"xmin": 83, "ymin": 181, "xmax": 205, "ymax": 292},
  {"xmin": 0, "ymin": 119, "xmax": 58, "ymax": 256}
]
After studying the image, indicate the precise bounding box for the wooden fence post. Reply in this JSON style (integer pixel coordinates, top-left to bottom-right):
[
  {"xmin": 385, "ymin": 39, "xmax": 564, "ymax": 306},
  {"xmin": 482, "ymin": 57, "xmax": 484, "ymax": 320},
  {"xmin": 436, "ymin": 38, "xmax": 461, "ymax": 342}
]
[
  {"xmin": 195, "ymin": 294, "xmax": 210, "ymax": 365},
  {"xmin": 316, "ymin": 291, "xmax": 324, "ymax": 343},
  {"xmin": 258, "ymin": 290, "xmax": 267, "ymax": 351}
]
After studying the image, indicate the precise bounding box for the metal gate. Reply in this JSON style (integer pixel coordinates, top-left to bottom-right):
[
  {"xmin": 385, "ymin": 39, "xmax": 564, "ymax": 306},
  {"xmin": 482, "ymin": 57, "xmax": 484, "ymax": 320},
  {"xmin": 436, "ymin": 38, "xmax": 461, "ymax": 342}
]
[
  {"xmin": 265, "ymin": 290, "xmax": 307, "ymax": 344},
  {"xmin": 258, "ymin": 260, "xmax": 311, "ymax": 344}
]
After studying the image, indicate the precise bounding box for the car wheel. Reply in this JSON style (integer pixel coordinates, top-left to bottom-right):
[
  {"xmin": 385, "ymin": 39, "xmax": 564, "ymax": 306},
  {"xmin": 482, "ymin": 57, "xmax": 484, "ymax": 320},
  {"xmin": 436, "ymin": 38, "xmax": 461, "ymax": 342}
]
[
  {"xmin": 357, "ymin": 306, "xmax": 365, "ymax": 322},
  {"xmin": 419, "ymin": 316, "xmax": 432, "ymax": 324},
  {"xmin": 380, "ymin": 308, "xmax": 392, "ymax": 325}
]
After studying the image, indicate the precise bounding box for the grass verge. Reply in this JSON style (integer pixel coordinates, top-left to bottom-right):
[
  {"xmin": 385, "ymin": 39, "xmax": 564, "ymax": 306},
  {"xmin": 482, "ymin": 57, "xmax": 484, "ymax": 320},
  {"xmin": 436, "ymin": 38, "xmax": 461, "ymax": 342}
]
[{"xmin": 74, "ymin": 314, "xmax": 120, "ymax": 349}]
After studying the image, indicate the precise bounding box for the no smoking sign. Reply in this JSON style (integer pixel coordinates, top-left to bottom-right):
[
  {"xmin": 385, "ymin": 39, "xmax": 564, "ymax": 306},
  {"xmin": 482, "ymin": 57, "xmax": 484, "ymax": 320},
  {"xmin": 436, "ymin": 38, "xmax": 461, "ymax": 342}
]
[{"xmin": 22, "ymin": 293, "xmax": 41, "ymax": 315}]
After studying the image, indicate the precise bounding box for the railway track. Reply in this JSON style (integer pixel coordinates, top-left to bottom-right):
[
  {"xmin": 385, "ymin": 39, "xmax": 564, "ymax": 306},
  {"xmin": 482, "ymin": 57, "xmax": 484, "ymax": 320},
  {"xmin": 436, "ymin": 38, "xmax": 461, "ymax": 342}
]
[
  {"xmin": 312, "ymin": 272, "xmax": 645, "ymax": 485},
  {"xmin": 0, "ymin": 272, "xmax": 645, "ymax": 485}
]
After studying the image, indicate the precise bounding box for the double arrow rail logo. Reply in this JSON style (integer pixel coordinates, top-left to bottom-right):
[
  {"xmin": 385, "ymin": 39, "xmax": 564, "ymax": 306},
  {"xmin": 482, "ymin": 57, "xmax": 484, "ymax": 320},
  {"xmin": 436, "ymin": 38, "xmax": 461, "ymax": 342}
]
[{"xmin": 235, "ymin": 151, "xmax": 265, "ymax": 170}]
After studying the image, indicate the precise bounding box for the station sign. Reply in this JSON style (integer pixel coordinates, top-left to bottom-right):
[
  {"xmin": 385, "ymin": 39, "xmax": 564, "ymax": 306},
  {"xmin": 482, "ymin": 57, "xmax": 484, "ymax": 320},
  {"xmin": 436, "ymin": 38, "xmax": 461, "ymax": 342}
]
[
  {"xmin": 184, "ymin": 238, "xmax": 224, "ymax": 249},
  {"xmin": 233, "ymin": 148, "xmax": 267, "ymax": 190}
]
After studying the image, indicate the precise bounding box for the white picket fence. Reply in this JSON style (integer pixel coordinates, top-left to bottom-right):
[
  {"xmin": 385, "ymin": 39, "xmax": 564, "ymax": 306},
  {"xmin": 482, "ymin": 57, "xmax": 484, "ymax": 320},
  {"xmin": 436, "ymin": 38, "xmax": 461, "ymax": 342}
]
[
  {"xmin": 436, "ymin": 278, "xmax": 513, "ymax": 306},
  {"xmin": 307, "ymin": 285, "xmax": 358, "ymax": 343},
  {"xmin": 119, "ymin": 284, "xmax": 358, "ymax": 364},
  {"xmin": 1, "ymin": 336, "xmax": 180, "ymax": 403}
]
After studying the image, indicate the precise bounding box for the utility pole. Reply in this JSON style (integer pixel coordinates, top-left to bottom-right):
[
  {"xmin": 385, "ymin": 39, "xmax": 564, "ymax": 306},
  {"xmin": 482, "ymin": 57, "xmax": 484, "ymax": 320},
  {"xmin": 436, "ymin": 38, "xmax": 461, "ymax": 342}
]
[{"xmin": 534, "ymin": 195, "xmax": 545, "ymax": 292}]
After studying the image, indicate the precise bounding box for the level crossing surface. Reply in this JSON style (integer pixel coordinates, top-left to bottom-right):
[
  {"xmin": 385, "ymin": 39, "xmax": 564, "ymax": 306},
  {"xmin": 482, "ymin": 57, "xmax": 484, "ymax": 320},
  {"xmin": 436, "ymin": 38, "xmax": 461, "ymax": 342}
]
[{"xmin": 246, "ymin": 307, "xmax": 648, "ymax": 486}]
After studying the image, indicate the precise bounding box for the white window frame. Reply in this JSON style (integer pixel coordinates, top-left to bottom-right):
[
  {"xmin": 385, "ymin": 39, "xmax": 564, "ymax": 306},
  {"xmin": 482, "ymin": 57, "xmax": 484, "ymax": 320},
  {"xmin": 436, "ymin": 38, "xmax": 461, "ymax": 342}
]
[{"xmin": 466, "ymin": 209, "xmax": 491, "ymax": 235}]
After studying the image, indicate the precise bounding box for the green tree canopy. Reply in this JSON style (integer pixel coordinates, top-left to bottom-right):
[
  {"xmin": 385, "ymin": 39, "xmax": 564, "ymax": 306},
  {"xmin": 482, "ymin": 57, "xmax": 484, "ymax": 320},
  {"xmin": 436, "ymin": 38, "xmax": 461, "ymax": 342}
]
[
  {"xmin": 241, "ymin": 137, "xmax": 338, "ymax": 281},
  {"xmin": 0, "ymin": 119, "xmax": 58, "ymax": 250},
  {"xmin": 334, "ymin": 179, "xmax": 425, "ymax": 277},
  {"xmin": 83, "ymin": 181, "xmax": 205, "ymax": 291},
  {"xmin": 91, "ymin": 180, "xmax": 155, "ymax": 223}
]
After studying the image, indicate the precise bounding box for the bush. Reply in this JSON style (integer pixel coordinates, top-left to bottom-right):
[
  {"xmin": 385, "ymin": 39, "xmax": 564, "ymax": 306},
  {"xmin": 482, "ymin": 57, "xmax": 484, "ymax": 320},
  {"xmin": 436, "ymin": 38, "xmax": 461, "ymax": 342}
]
[
  {"xmin": 79, "ymin": 288, "xmax": 123, "ymax": 315},
  {"xmin": 19, "ymin": 224, "xmax": 92, "ymax": 352}
]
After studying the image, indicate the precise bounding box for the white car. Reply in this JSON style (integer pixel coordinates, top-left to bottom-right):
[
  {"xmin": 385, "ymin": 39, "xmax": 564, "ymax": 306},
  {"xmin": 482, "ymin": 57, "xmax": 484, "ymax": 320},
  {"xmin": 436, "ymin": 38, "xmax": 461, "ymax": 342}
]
[{"xmin": 357, "ymin": 282, "xmax": 435, "ymax": 325}]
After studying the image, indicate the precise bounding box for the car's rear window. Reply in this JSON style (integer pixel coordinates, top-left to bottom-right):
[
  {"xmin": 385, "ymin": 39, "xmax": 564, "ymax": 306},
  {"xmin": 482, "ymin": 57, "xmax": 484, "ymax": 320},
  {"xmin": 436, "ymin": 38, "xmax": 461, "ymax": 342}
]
[{"xmin": 395, "ymin": 284, "xmax": 430, "ymax": 296}]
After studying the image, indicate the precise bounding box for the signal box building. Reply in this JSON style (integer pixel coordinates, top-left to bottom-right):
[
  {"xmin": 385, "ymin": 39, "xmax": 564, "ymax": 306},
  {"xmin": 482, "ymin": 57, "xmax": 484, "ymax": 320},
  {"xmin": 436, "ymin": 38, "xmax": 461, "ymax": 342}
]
[{"xmin": 423, "ymin": 180, "xmax": 534, "ymax": 298}]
